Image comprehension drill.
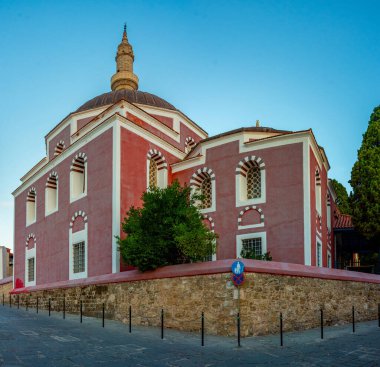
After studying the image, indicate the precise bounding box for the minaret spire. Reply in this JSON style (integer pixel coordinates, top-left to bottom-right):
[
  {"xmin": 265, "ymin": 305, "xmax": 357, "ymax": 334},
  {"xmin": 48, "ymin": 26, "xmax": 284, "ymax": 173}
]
[{"xmin": 111, "ymin": 25, "xmax": 139, "ymax": 91}]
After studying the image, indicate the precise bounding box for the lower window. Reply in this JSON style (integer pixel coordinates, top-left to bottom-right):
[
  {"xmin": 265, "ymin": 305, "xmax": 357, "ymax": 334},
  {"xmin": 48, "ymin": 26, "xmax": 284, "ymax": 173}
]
[
  {"xmin": 317, "ymin": 242, "xmax": 322, "ymax": 267},
  {"xmin": 236, "ymin": 232, "xmax": 267, "ymax": 259},
  {"xmin": 242, "ymin": 238, "xmax": 262, "ymax": 257},
  {"xmin": 27, "ymin": 257, "xmax": 35, "ymax": 282},
  {"xmin": 73, "ymin": 241, "xmax": 85, "ymax": 274}
]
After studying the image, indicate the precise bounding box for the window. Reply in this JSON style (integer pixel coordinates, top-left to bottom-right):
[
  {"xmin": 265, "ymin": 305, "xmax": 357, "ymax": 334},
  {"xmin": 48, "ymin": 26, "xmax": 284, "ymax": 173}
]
[
  {"xmin": 236, "ymin": 156, "xmax": 266, "ymax": 206},
  {"xmin": 201, "ymin": 176, "xmax": 212, "ymax": 209},
  {"xmin": 326, "ymin": 194, "xmax": 331, "ymax": 231},
  {"xmin": 247, "ymin": 164, "xmax": 261, "ymax": 199},
  {"xmin": 146, "ymin": 149, "xmax": 168, "ymax": 189},
  {"xmin": 236, "ymin": 232, "xmax": 267, "ymax": 259},
  {"xmin": 317, "ymin": 242, "xmax": 322, "ymax": 267},
  {"xmin": 73, "ymin": 241, "xmax": 85, "ymax": 274},
  {"xmin": 45, "ymin": 172, "xmax": 58, "ymax": 215},
  {"xmin": 190, "ymin": 168, "xmax": 216, "ymax": 213},
  {"xmin": 242, "ymin": 237, "xmax": 262, "ymax": 256},
  {"xmin": 26, "ymin": 188, "xmax": 36, "ymax": 226},
  {"xmin": 315, "ymin": 169, "xmax": 321, "ymax": 215},
  {"xmin": 149, "ymin": 159, "xmax": 158, "ymax": 187},
  {"xmin": 27, "ymin": 258, "xmax": 35, "ymax": 282},
  {"xmin": 70, "ymin": 153, "xmax": 87, "ymax": 201}
]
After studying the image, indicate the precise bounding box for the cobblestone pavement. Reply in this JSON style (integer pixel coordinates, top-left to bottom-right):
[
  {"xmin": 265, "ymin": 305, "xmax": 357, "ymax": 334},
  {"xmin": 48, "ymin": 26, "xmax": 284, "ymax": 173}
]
[{"xmin": 0, "ymin": 305, "xmax": 379, "ymax": 366}]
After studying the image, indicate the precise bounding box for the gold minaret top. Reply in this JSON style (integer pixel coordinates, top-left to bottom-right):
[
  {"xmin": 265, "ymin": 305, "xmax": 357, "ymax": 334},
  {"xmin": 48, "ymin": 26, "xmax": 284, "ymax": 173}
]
[{"xmin": 111, "ymin": 25, "xmax": 139, "ymax": 91}]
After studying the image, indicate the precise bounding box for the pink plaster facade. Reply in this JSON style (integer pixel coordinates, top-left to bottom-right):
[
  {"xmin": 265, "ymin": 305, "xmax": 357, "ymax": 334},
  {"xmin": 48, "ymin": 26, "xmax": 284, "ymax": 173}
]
[{"xmin": 13, "ymin": 94, "xmax": 336, "ymax": 290}]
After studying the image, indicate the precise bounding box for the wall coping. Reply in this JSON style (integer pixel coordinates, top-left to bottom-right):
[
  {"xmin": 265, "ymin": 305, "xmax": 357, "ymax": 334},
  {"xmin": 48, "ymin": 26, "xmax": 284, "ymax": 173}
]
[
  {"xmin": 0, "ymin": 276, "xmax": 12, "ymax": 286},
  {"xmin": 11, "ymin": 259, "xmax": 380, "ymax": 294}
]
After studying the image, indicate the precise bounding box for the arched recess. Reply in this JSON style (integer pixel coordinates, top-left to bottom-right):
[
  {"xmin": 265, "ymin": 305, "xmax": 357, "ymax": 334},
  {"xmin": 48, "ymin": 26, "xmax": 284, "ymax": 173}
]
[
  {"xmin": 69, "ymin": 210, "xmax": 88, "ymax": 280},
  {"xmin": 45, "ymin": 171, "xmax": 58, "ymax": 215},
  {"xmin": 26, "ymin": 187, "xmax": 37, "ymax": 226},
  {"xmin": 236, "ymin": 155, "xmax": 266, "ymax": 207},
  {"xmin": 185, "ymin": 137, "xmax": 196, "ymax": 154},
  {"xmin": 25, "ymin": 233, "xmax": 36, "ymax": 286},
  {"xmin": 237, "ymin": 206, "xmax": 264, "ymax": 230},
  {"xmin": 190, "ymin": 167, "xmax": 216, "ymax": 212},
  {"xmin": 146, "ymin": 149, "xmax": 168, "ymax": 189},
  {"xmin": 54, "ymin": 140, "xmax": 65, "ymax": 156},
  {"xmin": 202, "ymin": 214, "xmax": 216, "ymax": 261},
  {"xmin": 70, "ymin": 152, "xmax": 87, "ymax": 201}
]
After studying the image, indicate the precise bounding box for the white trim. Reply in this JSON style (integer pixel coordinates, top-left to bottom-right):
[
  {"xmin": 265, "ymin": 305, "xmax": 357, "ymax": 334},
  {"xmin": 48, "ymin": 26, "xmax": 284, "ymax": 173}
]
[
  {"xmin": 238, "ymin": 222, "xmax": 264, "ymax": 230},
  {"xmin": 45, "ymin": 172, "xmax": 59, "ymax": 217},
  {"xmin": 303, "ymin": 139, "xmax": 311, "ymax": 266},
  {"xmin": 112, "ymin": 121, "xmax": 121, "ymax": 273},
  {"xmin": 69, "ymin": 223, "xmax": 88, "ymax": 280},
  {"xmin": 70, "ymin": 161, "xmax": 87, "ymax": 203},
  {"xmin": 236, "ymin": 232, "xmax": 267, "ymax": 259}
]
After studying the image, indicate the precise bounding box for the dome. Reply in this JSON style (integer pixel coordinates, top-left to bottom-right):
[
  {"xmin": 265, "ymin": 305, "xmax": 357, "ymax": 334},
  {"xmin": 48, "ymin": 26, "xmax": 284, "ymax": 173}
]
[{"xmin": 76, "ymin": 89, "xmax": 177, "ymax": 113}]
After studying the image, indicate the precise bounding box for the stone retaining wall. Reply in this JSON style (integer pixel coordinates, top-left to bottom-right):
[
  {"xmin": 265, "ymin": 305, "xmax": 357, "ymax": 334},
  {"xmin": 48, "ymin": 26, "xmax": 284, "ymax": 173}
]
[{"xmin": 5, "ymin": 268, "xmax": 380, "ymax": 337}]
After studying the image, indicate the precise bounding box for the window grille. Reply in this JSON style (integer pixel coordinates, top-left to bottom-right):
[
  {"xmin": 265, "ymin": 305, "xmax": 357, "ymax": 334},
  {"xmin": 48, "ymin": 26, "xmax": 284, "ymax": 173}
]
[
  {"xmin": 73, "ymin": 241, "xmax": 85, "ymax": 273},
  {"xmin": 242, "ymin": 238, "xmax": 262, "ymax": 257},
  {"xmin": 28, "ymin": 257, "xmax": 35, "ymax": 282},
  {"xmin": 247, "ymin": 165, "xmax": 261, "ymax": 199},
  {"xmin": 149, "ymin": 159, "xmax": 158, "ymax": 187},
  {"xmin": 201, "ymin": 177, "xmax": 212, "ymax": 209}
]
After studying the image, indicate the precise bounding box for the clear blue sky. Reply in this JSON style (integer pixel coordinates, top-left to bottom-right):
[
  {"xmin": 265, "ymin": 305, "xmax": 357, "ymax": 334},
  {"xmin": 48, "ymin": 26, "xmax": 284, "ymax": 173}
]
[{"xmin": 1, "ymin": 0, "xmax": 379, "ymax": 250}]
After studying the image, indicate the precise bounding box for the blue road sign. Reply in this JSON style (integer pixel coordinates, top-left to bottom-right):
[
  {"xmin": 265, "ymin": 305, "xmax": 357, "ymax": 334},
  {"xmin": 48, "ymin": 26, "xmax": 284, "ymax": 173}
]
[{"xmin": 231, "ymin": 260, "xmax": 245, "ymax": 275}]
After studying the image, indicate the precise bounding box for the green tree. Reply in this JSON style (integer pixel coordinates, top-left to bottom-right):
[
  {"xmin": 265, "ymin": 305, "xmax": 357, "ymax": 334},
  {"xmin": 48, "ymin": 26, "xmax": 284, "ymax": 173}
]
[
  {"xmin": 349, "ymin": 105, "xmax": 380, "ymax": 241},
  {"xmin": 117, "ymin": 181, "xmax": 217, "ymax": 272},
  {"xmin": 330, "ymin": 179, "xmax": 351, "ymax": 214}
]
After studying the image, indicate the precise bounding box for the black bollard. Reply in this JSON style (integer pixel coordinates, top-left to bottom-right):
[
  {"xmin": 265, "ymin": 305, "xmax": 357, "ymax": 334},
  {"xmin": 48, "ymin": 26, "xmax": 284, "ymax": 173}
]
[
  {"xmin": 280, "ymin": 313, "xmax": 283, "ymax": 346},
  {"xmin": 26, "ymin": 297, "xmax": 28, "ymax": 311},
  {"xmin": 161, "ymin": 309, "xmax": 164, "ymax": 339},
  {"xmin": 237, "ymin": 312, "xmax": 241, "ymax": 347},
  {"xmin": 49, "ymin": 298, "xmax": 51, "ymax": 316},
  {"xmin": 63, "ymin": 298, "xmax": 65, "ymax": 319},
  {"xmin": 2, "ymin": 294, "xmax": 4, "ymax": 306},
  {"xmin": 201, "ymin": 312, "xmax": 205, "ymax": 347},
  {"xmin": 80, "ymin": 301, "xmax": 83, "ymax": 323},
  {"xmin": 9, "ymin": 295, "xmax": 11, "ymax": 308},
  {"xmin": 102, "ymin": 303, "xmax": 105, "ymax": 328},
  {"xmin": 129, "ymin": 305, "xmax": 132, "ymax": 333},
  {"xmin": 320, "ymin": 309, "xmax": 324, "ymax": 339},
  {"xmin": 17, "ymin": 295, "xmax": 19, "ymax": 309},
  {"xmin": 378, "ymin": 303, "xmax": 380, "ymax": 328},
  {"xmin": 352, "ymin": 306, "xmax": 355, "ymax": 333},
  {"xmin": 36, "ymin": 296, "xmax": 38, "ymax": 314}
]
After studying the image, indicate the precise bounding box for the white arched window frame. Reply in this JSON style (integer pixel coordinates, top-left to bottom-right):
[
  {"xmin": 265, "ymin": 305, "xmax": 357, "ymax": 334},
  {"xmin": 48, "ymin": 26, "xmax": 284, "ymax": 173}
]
[
  {"xmin": 190, "ymin": 167, "xmax": 216, "ymax": 214},
  {"xmin": 315, "ymin": 169, "xmax": 322, "ymax": 215},
  {"xmin": 236, "ymin": 156, "xmax": 266, "ymax": 207},
  {"xmin": 54, "ymin": 140, "xmax": 65, "ymax": 157},
  {"xmin": 146, "ymin": 149, "xmax": 168, "ymax": 189},
  {"xmin": 26, "ymin": 187, "xmax": 37, "ymax": 226},
  {"xmin": 236, "ymin": 232, "xmax": 267, "ymax": 259},
  {"xmin": 25, "ymin": 233, "xmax": 36, "ymax": 287},
  {"xmin": 69, "ymin": 211, "xmax": 88, "ymax": 280},
  {"xmin": 70, "ymin": 153, "xmax": 87, "ymax": 203},
  {"xmin": 203, "ymin": 214, "xmax": 217, "ymax": 261},
  {"xmin": 185, "ymin": 137, "xmax": 196, "ymax": 154},
  {"xmin": 45, "ymin": 171, "xmax": 58, "ymax": 216}
]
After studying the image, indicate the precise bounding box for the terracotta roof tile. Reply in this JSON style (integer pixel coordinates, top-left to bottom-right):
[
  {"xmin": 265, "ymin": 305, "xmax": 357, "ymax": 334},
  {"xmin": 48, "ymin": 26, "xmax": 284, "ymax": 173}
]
[{"xmin": 334, "ymin": 214, "xmax": 353, "ymax": 229}]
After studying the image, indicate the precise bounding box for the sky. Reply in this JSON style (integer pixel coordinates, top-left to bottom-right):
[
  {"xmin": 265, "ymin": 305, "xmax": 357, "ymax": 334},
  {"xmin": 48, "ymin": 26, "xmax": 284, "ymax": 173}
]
[{"xmin": 0, "ymin": 0, "xmax": 379, "ymax": 250}]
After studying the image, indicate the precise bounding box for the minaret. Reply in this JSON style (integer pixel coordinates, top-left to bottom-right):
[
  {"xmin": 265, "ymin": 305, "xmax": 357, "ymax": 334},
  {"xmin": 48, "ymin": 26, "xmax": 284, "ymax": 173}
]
[{"xmin": 111, "ymin": 25, "xmax": 139, "ymax": 91}]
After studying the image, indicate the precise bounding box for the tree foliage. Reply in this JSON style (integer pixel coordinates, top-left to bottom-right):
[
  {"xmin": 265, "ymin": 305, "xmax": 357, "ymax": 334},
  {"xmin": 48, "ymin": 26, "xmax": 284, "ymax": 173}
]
[
  {"xmin": 330, "ymin": 179, "xmax": 351, "ymax": 215},
  {"xmin": 117, "ymin": 181, "xmax": 217, "ymax": 272},
  {"xmin": 349, "ymin": 105, "xmax": 380, "ymax": 241}
]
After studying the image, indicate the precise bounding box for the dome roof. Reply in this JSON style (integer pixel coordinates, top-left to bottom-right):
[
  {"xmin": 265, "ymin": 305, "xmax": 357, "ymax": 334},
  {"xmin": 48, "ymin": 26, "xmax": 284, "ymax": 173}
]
[{"xmin": 76, "ymin": 89, "xmax": 177, "ymax": 113}]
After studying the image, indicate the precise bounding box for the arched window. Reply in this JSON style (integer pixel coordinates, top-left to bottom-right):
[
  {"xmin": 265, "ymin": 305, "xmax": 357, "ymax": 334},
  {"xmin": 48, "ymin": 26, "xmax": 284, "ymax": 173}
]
[
  {"xmin": 69, "ymin": 211, "xmax": 88, "ymax": 280},
  {"xmin": 147, "ymin": 149, "xmax": 167, "ymax": 189},
  {"xmin": 45, "ymin": 171, "xmax": 58, "ymax": 215},
  {"xmin": 70, "ymin": 153, "xmax": 87, "ymax": 201},
  {"xmin": 190, "ymin": 167, "xmax": 216, "ymax": 212},
  {"xmin": 236, "ymin": 156, "xmax": 266, "ymax": 206},
  {"xmin": 326, "ymin": 193, "xmax": 331, "ymax": 231},
  {"xmin": 185, "ymin": 137, "xmax": 196, "ymax": 154},
  {"xmin": 247, "ymin": 163, "xmax": 261, "ymax": 199},
  {"xmin": 54, "ymin": 140, "xmax": 65, "ymax": 156},
  {"xmin": 26, "ymin": 187, "xmax": 37, "ymax": 226},
  {"xmin": 315, "ymin": 169, "xmax": 321, "ymax": 215},
  {"xmin": 25, "ymin": 233, "xmax": 36, "ymax": 286}
]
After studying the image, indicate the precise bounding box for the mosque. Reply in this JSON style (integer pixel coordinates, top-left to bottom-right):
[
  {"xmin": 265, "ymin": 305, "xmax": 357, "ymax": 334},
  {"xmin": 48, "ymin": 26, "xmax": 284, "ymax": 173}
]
[{"xmin": 12, "ymin": 27, "xmax": 336, "ymax": 288}]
